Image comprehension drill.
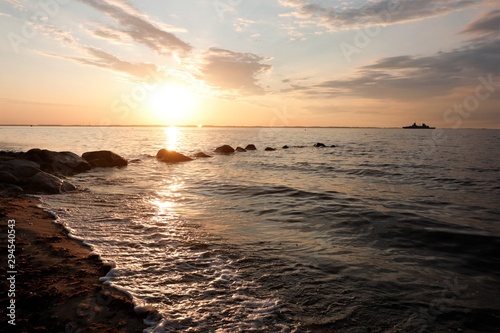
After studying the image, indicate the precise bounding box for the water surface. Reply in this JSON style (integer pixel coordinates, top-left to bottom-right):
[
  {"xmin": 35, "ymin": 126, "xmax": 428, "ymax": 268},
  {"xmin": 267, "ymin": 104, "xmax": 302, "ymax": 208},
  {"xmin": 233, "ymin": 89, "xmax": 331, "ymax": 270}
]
[{"xmin": 2, "ymin": 126, "xmax": 500, "ymax": 332}]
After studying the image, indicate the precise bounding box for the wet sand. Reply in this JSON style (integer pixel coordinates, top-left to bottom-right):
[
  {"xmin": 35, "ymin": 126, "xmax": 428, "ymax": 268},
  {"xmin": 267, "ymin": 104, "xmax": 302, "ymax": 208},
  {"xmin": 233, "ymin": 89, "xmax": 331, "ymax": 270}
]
[{"xmin": 0, "ymin": 196, "xmax": 149, "ymax": 332}]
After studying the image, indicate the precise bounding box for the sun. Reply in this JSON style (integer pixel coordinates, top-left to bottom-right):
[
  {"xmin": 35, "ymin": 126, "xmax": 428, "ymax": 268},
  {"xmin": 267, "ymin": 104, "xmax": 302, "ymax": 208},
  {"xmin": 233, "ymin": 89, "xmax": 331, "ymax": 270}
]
[{"xmin": 148, "ymin": 84, "xmax": 196, "ymax": 125}]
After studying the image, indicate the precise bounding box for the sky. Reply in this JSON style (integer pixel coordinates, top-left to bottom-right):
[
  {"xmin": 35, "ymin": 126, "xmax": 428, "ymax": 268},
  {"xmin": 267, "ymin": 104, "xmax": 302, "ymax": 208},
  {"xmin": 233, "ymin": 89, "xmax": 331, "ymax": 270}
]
[{"xmin": 0, "ymin": 0, "xmax": 499, "ymax": 128}]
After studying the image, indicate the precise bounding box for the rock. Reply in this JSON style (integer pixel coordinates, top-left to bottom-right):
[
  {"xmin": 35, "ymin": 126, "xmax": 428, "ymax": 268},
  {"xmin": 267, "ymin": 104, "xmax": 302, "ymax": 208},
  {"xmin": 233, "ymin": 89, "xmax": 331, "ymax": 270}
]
[
  {"xmin": 235, "ymin": 147, "xmax": 247, "ymax": 152},
  {"xmin": 29, "ymin": 172, "xmax": 76, "ymax": 194},
  {"xmin": 82, "ymin": 150, "xmax": 128, "ymax": 168},
  {"xmin": 214, "ymin": 145, "xmax": 235, "ymax": 154},
  {"xmin": 314, "ymin": 143, "xmax": 326, "ymax": 147},
  {"xmin": 282, "ymin": 145, "xmax": 289, "ymax": 149},
  {"xmin": 0, "ymin": 184, "xmax": 24, "ymax": 195},
  {"xmin": 0, "ymin": 150, "xmax": 83, "ymax": 195},
  {"xmin": 194, "ymin": 152, "xmax": 211, "ymax": 158},
  {"xmin": 0, "ymin": 171, "xmax": 19, "ymax": 185},
  {"xmin": 264, "ymin": 147, "xmax": 276, "ymax": 151},
  {"xmin": 245, "ymin": 144, "xmax": 257, "ymax": 150},
  {"xmin": 156, "ymin": 149, "xmax": 193, "ymax": 163},
  {"xmin": 0, "ymin": 151, "xmax": 24, "ymax": 161},
  {"xmin": 61, "ymin": 181, "xmax": 77, "ymax": 192},
  {"xmin": 331, "ymin": 145, "xmax": 337, "ymax": 148},
  {"xmin": 1, "ymin": 159, "xmax": 41, "ymax": 178},
  {"xmin": 25, "ymin": 149, "xmax": 91, "ymax": 176},
  {"xmin": 2, "ymin": 158, "xmax": 40, "ymax": 170}
]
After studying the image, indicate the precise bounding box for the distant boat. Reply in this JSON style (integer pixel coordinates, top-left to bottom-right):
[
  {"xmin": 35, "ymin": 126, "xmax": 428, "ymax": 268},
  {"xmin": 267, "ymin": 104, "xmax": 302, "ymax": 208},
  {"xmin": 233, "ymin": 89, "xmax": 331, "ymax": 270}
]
[{"xmin": 403, "ymin": 122, "xmax": 435, "ymax": 129}]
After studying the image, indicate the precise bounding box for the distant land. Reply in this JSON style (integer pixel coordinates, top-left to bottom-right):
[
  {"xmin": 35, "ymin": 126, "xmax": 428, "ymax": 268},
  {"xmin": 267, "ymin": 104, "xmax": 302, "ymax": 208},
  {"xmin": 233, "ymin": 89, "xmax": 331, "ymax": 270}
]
[
  {"xmin": 0, "ymin": 124, "xmax": 496, "ymax": 130},
  {"xmin": 1, "ymin": 124, "xmax": 394, "ymax": 129}
]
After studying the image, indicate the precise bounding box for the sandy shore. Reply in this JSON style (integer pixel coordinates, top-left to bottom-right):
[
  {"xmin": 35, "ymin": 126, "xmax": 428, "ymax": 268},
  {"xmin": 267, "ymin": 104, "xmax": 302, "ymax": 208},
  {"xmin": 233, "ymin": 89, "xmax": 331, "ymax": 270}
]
[{"xmin": 0, "ymin": 196, "xmax": 149, "ymax": 332}]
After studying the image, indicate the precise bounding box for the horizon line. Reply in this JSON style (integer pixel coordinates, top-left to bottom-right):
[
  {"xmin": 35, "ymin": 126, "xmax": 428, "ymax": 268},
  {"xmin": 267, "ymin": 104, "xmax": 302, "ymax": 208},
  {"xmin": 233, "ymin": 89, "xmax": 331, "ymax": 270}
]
[{"xmin": 0, "ymin": 124, "xmax": 499, "ymax": 130}]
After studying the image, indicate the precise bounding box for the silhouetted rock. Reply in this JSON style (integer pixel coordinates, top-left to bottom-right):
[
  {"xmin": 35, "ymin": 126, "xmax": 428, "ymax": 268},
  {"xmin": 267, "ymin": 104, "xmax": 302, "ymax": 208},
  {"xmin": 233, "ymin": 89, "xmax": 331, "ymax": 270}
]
[
  {"xmin": 2, "ymin": 159, "xmax": 40, "ymax": 178},
  {"xmin": 0, "ymin": 151, "xmax": 24, "ymax": 160},
  {"xmin": 282, "ymin": 145, "xmax": 289, "ymax": 149},
  {"xmin": 156, "ymin": 149, "xmax": 192, "ymax": 163},
  {"xmin": 0, "ymin": 184, "xmax": 23, "ymax": 195},
  {"xmin": 331, "ymin": 145, "xmax": 337, "ymax": 148},
  {"xmin": 82, "ymin": 150, "xmax": 128, "ymax": 168},
  {"xmin": 264, "ymin": 147, "xmax": 276, "ymax": 151},
  {"xmin": 214, "ymin": 145, "xmax": 235, "ymax": 154},
  {"xmin": 314, "ymin": 143, "xmax": 326, "ymax": 147},
  {"xmin": 25, "ymin": 149, "xmax": 91, "ymax": 176},
  {"xmin": 29, "ymin": 171, "xmax": 76, "ymax": 194},
  {"xmin": 0, "ymin": 171, "xmax": 18, "ymax": 185},
  {"xmin": 0, "ymin": 150, "xmax": 86, "ymax": 195},
  {"xmin": 236, "ymin": 147, "xmax": 247, "ymax": 152},
  {"xmin": 245, "ymin": 144, "xmax": 257, "ymax": 150},
  {"xmin": 194, "ymin": 152, "xmax": 212, "ymax": 158}
]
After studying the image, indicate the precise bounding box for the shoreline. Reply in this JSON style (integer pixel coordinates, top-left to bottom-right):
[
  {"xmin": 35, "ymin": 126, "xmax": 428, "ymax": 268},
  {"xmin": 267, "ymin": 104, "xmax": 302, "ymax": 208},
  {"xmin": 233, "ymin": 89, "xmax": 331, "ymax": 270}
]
[{"xmin": 0, "ymin": 195, "xmax": 151, "ymax": 332}]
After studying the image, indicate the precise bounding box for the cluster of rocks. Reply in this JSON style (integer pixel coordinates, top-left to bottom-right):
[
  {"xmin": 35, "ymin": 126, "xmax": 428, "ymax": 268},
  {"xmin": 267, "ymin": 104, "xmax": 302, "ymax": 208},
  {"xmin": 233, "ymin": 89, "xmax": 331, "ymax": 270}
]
[
  {"xmin": 1, "ymin": 143, "xmax": 337, "ymax": 195},
  {"xmin": 155, "ymin": 142, "xmax": 336, "ymax": 162},
  {"xmin": 212, "ymin": 142, "xmax": 335, "ymax": 153},
  {"xmin": 0, "ymin": 149, "xmax": 128, "ymax": 195}
]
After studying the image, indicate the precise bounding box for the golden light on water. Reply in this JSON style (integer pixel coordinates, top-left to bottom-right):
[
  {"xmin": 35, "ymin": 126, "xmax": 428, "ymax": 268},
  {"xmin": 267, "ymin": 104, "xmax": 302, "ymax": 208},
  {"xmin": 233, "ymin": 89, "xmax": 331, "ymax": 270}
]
[
  {"xmin": 164, "ymin": 126, "xmax": 180, "ymax": 150},
  {"xmin": 151, "ymin": 177, "xmax": 185, "ymax": 220}
]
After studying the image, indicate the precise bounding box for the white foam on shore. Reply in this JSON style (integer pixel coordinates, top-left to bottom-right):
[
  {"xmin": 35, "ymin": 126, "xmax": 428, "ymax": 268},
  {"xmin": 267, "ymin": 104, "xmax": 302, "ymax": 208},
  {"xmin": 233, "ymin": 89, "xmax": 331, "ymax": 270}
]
[{"xmin": 37, "ymin": 194, "xmax": 164, "ymax": 333}]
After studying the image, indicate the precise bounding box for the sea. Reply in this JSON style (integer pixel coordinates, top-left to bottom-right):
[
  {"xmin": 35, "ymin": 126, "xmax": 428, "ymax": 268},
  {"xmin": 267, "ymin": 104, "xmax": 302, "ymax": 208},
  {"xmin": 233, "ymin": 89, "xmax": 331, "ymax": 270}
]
[{"xmin": 1, "ymin": 126, "xmax": 500, "ymax": 332}]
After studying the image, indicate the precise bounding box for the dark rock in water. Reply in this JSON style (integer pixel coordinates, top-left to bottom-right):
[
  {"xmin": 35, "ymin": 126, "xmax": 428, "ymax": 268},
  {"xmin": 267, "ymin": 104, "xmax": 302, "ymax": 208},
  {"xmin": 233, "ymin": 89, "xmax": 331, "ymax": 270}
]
[
  {"xmin": 0, "ymin": 183, "xmax": 24, "ymax": 195},
  {"xmin": 1, "ymin": 159, "xmax": 41, "ymax": 178},
  {"xmin": 0, "ymin": 150, "xmax": 84, "ymax": 194},
  {"xmin": 25, "ymin": 149, "xmax": 91, "ymax": 176},
  {"xmin": 3, "ymin": 158, "xmax": 40, "ymax": 172},
  {"xmin": 236, "ymin": 147, "xmax": 247, "ymax": 152},
  {"xmin": 245, "ymin": 144, "xmax": 257, "ymax": 150},
  {"xmin": 264, "ymin": 147, "xmax": 276, "ymax": 151},
  {"xmin": 0, "ymin": 151, "xmax": 24, "ymax": 160},
  {"xmin": 0, "ymin": 171, "xmax": 19, "ymax": 185},
  {"xmin": 214, "ymin": 145, "xmax": 235, "ymax": 154},
  {"xmin": 61, "ymin": 181, "xmax": 77, "ymax": 192},
  {"xmin": 156, "ymin": 149, "xmax": 192, "ymax": 163},
  {"xmin": 82, "ymin": 150, "xmax": 128, "ymax": 168},
  {"xmin": 194, "ymin": 152, "xmax": 211, "ymax": 158},
  {"xmin": 282, "ymin": 145, "xmax": 289, "ymax": 149},
  {"xmin": 314, "ymin": 143, "xmax": 326, "ymax": 147},
  {"xmin": 331, "ymin": 144, "xmax": 337, "ymax": 148},
  {"xmin": 29, "ymin": 171, "xmax": 76, "ymax": 194}
]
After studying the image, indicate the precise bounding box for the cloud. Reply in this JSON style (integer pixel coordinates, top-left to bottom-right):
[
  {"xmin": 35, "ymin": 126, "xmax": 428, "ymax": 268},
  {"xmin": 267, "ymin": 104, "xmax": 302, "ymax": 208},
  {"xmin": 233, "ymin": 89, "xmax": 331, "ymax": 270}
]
[
  {"xmin": 32, "ymin": 23, "xmax": 160, "ymax": 79},
  {"xmin": 461, "ymin": 9, "xmax": 500, "ymax": 35},
  {"xmin": 0, "ymin": 98, "xmax": 82, "ymax": 107},
  {"xmin": 234, "ymin": 18, "xmax": 255, "ymax": 33},
  {"xmin": 284, "ymin": 35, "xmax": 500, "ymax": 100},
  {"xmin": 20, "ymin": 4, "xmax": 180, "ymax": 81},
  {"xmin": 281, "ymin": 6, "xmax": 500, "ymax": 101},
  {"xmin": 79, "ymin": 0, "xmax": 191, "ymax": 55},
  {"xmin": 73, "ymin": 47, "xmax": 159, "ymax": 79},
  {"xmin": 279, "ymin": 0, "xmax": 485, "ymax": 31},
  {"xmin": 88, "ymin": 25, "xmax": 128, "ymax": 43},
  {"xmin": 3, "ymin": 0, "xmax": 25, "ymax": 11},
  {"xmin": 40, "ymin": 46, "xmax": 160, "ymax": 80},
  {"xmin": 199, "ymin": 48, "xmax": 272, "ymax": 95}
]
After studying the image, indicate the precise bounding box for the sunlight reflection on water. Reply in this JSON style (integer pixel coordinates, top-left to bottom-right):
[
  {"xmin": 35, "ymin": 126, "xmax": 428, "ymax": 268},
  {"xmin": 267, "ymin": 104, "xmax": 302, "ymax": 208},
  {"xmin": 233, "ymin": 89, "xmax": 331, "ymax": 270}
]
[
  {"xmin": 151, "ymin": 176, "xmax": 185, "ymax": 220},
  {"xmin": 164, "ymin": 126, "xmax": 180, "ymax": 151}
]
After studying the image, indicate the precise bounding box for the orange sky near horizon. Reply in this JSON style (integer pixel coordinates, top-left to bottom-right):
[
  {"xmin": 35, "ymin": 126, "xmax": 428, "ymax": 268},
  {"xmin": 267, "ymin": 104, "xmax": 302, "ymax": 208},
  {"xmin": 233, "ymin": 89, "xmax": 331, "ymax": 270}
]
[{"xmin": 0, "ymin": 0, "xmax": 499, "ymax": 128}]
